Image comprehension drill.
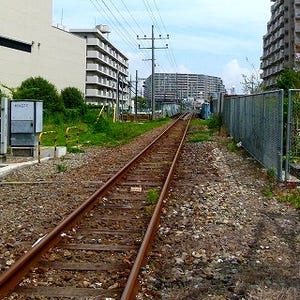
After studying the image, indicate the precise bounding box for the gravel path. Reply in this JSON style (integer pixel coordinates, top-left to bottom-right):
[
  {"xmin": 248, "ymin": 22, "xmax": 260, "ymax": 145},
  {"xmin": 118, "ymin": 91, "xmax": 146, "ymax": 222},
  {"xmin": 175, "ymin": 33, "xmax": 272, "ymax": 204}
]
[
  {"xmin": 0, "ymin": 123, "xmax": 299, "ymax": 300},
  {"xmin": 137, "ymin": 139, "xmax": 300, "ymax": 300}
]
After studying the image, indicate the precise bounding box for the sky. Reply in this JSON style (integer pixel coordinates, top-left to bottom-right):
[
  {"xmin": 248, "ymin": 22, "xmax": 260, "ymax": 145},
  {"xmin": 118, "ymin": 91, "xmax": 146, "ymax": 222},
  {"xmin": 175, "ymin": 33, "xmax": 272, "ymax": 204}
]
[{"xmin": 52, "ymin": 0, "xmax": 272, "ymax": 94}]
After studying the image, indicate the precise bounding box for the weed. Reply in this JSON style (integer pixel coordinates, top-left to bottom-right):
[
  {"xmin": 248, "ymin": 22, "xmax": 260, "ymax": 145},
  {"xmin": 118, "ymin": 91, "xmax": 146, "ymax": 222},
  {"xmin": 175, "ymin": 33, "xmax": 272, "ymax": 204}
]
[
  {"xmin": 267, "ymin": 168, "xmax": 276, "ymax": 178},
  {"xmin": 56, "ymin": 163, "xmax": 67, "ymax": 173},
  {"xmin": 67, "ymin": 147, "xmax": 84, "ymax": 154},
  {"xmin": 281, "ymin": 193, "xmax": 300, "ymax": 209},
  {"xmin": 226, "ymin": 141, "xmax": 240, "ymax": 152},
  {"xmin": 262, "ymin": 187, "xmax": 274, "ymax": 198},
  {"xmin": 146, "ymin": 188, "xmax": 159, "ymax": 205}
]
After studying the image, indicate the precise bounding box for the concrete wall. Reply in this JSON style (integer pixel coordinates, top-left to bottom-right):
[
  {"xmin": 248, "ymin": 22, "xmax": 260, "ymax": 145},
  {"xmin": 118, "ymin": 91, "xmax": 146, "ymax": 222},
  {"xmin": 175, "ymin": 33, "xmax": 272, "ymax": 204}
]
[{"xmin": 0, "ymin": 0, "xmax": 86, "ymax": 93}]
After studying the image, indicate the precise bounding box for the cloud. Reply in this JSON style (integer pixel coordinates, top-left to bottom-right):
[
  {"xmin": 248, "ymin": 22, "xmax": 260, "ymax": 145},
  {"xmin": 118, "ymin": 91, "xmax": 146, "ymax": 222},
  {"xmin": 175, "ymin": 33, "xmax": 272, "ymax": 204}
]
[{"xmin": 221, "ymin": 59, "xmax": 251, "ymax": 93}]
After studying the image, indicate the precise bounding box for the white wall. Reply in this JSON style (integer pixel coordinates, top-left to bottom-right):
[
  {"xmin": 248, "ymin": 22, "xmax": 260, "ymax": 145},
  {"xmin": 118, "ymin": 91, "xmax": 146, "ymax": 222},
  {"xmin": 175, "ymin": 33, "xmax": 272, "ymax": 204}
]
[{"xmin": 0, "ymin": 0, "xmax": 86, "ymax": 93}]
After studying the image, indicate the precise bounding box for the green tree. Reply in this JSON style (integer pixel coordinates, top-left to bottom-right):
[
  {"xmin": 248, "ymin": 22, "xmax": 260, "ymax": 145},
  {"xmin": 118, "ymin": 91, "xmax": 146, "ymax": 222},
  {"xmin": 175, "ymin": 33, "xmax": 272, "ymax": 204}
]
[
  {"xmin": 61, "ymin": 87, "xmax": 86, "ymax": 109},
  {"xmin": 13, "ymin": 76, "xmax": 64, "ymax": 112},
  {"xmin": 276, "ymin": 69, "xmax": 300, "ymax": 95},
  {"xmin": 135, "ymin": 96, "xmax": 148, "ymax": 109}
]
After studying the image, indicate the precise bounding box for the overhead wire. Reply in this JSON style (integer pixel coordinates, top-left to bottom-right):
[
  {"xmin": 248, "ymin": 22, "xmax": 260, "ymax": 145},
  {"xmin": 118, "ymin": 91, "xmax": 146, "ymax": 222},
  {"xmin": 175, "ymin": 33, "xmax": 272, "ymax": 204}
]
[
  {"xmin": 119, "ymin": 0, "xmax": 146, "ymax": 37},
  {"xmin": 89, "ymin": 0, "xmax": 152, "ymax": 73},
  {"xmin": 89, "ymin": 0, "xmax": 179, "ymax": 77},
  {"xmin": 95, "ymin": 0, "xmax": 138, "ymax": 49},
  {"xmin": 151, "ymin": 0, "xmax": 178, "ymax": 70}
]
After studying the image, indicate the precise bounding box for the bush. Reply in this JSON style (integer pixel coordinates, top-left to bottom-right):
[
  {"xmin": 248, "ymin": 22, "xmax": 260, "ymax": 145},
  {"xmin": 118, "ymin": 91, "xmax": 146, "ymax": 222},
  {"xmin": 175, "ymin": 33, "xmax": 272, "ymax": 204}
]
[
  {"xmin": 61, "ymin": 87, "xmax": 86, "ymax": 109},
  {"xmin": 64, "ymin": 108, "xmax": 85, "ymax": 123},
  {"xmin": 13, "ymin": 76, "xmax": 64, "ymax": 112},
  {"xmin": 207, "ymin": 115, "xmax": 222, "ymax": 130}
]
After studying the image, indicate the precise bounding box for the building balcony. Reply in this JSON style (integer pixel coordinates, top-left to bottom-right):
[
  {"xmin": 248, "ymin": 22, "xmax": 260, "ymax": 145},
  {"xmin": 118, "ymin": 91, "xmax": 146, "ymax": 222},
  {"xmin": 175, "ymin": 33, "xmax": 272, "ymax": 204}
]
[
  {"xmin": 86, "ymin": 88, "xmax": 113, "ymax": 99},
  {"xmin": 296, "ymin": 23, "xmax": 300, "ymax": 33},
  {"xmin": 86, "ymin": 89, "xmax": 100, "ymax": 97},
  {"xmin": 86, "ymin": 76, "xmax": 113, "ymax": 89}
]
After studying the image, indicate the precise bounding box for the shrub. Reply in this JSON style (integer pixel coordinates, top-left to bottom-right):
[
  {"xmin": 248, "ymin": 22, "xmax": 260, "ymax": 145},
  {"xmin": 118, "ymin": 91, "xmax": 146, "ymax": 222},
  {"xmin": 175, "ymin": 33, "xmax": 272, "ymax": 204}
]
[
  {"xmin": 207, "ymin": 115, "xmax": 222, "ymax": 130},
  {"xmin": 61, "ymin": 87, "xmax": 86, "ymax": 109}
]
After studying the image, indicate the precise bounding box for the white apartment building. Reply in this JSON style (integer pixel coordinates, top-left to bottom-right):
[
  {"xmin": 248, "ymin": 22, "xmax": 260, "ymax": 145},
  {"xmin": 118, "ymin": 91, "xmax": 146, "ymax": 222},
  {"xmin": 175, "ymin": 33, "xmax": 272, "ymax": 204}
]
[
  {"xmin": 261, "ymin": 0, "xmax": 300, "ymax": 88},
  {"xmin": 144, "ymin": 73, "xmax": 226, "ymax": 105},
  {"xmin": 0, "ymin": 0, "xmax": 86, "ymax": 94},
  {"xmin": 70, "ymin": 26, "xmax": 129, "ymax": 106}
]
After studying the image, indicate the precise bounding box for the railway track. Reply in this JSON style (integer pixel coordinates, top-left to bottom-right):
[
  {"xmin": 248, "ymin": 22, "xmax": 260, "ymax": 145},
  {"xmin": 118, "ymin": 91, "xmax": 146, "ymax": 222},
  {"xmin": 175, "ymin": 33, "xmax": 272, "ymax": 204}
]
[{"xmin": 0, "ymin": 114, "xmax": 191, "ymax": 299}]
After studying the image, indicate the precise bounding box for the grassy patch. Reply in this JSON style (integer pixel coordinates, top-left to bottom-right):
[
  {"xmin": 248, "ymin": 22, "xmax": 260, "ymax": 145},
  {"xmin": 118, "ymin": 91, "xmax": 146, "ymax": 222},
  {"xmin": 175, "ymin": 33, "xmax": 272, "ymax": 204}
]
[
  {"xmin": 42, "ymin": 109, "xmax": 170, "ymax": 148},
  {"xmin": 187, "ymin": 117, "xmax": 218, "ymax": 143}
]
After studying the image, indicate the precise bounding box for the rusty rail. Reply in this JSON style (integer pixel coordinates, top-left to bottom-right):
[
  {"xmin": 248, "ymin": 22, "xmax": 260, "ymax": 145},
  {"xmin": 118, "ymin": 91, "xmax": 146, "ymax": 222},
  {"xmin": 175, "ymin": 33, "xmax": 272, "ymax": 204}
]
[{"xmin": 121, "ymin": 115, "xmax": 191, "ymax": 299}]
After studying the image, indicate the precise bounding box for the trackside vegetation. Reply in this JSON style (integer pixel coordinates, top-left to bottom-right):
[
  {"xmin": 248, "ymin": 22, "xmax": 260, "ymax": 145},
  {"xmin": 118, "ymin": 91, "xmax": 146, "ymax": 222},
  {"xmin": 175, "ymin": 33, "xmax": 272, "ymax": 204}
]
[
  {"xmin": 187, "ymin": 115, "xmax": 222, "ymax": 143},
  {"xmin": 43, "ymin": 110, "xmax": 170, "ymax": 148}
]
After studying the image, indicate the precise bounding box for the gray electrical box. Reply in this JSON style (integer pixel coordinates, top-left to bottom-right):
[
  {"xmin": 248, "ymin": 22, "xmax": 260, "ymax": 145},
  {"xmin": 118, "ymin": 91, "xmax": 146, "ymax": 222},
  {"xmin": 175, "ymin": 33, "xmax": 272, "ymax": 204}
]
[
  {"xmin": 10, "ymin": 100, "xmax": 43, "ymax": 148},
  {"xmin": 0, "ymin": 98, "xmax": 8, "ymax": 161}
]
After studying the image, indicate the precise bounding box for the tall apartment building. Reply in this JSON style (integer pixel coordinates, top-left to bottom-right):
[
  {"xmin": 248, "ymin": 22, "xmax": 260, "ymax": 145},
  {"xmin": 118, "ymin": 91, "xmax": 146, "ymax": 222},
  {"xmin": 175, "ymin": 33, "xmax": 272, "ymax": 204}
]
[
  {"xmin": 144, "ymin": 73, "xmax": 226, "ymax": 105},
  {"xmin": 70, "ymin": 26, "xmax": 129, "ymax": 106},
  {"xmin": 0, "ymin": 0, "xmax": 86, "ymax": 94},
  {"xmin": 261, "ymin": 0, "xmax": 300, "ymax": 88}
]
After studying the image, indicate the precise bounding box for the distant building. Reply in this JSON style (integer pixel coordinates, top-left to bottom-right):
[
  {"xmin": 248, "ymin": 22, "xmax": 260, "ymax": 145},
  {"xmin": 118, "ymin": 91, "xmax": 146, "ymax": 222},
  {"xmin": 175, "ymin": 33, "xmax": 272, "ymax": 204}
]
[
  {"xmin": 261, "ymin": 0, "xmax": 300, "ymax": 89},
  {"xmin": 144, "ymin": 73, "xmax": 226, "ymax": 105},
  {"xmin": 0, "ymin": 0, "xmax": 86, "ymax": 94},
  {"xmin": 70, "ymin": 26, "xmax": 129, "ymax": 106}
]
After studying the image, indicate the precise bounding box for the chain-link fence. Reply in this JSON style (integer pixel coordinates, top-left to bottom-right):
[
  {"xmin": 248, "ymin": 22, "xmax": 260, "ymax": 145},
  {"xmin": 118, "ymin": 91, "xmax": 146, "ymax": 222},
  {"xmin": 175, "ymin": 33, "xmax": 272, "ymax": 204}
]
[
  {"xmin": 222, "ymin": 91, "xmax": 284, "ymax": 180},
  {"xmin": 285, "ymin": 89, "xmax": 300, "ymax": 180}
]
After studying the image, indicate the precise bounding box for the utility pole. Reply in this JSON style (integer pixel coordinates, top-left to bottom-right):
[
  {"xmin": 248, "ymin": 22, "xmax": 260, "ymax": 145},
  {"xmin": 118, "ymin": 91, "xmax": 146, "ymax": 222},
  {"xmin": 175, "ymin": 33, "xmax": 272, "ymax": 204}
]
[
  {"xmin": 137, "ymin": 25, "xmax": 169, "ymax": 120},
  {"xmin": 135, "ymin": 70, "xmax": 138, "ymax": 119}
]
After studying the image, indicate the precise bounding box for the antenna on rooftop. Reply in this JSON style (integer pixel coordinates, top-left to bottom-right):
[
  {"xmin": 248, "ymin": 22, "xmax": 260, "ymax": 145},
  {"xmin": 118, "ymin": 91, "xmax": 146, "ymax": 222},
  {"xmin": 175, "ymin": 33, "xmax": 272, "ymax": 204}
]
[{"xmin": 60, "ymin": 8, "xmax": 64, "ymax": 25}]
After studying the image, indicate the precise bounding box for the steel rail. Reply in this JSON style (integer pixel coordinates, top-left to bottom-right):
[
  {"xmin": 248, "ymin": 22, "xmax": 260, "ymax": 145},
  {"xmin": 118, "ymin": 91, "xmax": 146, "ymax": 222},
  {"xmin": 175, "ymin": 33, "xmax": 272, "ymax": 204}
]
[
  {"xmin": 121, "ymin": 114, "xmax": 192, "ymax": 300},
  {"xmin": 0, "ymin": 115, "xmax": 185, "ymax": 298}
]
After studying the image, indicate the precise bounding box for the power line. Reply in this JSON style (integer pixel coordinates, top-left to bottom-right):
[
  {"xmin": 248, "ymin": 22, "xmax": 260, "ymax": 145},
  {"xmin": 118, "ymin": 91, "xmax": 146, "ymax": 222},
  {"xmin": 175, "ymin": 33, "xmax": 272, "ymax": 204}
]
[
  {"xmin": 88, "ymin": 0, "xmax": 152, "ymax": 74},
  {"xmin": 151, "ymin": 0, "xmax": 178, "ymax": 69},
  {"xmin": 106, "ymin": 0, "xmax": 139, "ymax": 37},
  {"xmin": 119, "ymin": 0, "xmax": 146, "ymax": 37}
]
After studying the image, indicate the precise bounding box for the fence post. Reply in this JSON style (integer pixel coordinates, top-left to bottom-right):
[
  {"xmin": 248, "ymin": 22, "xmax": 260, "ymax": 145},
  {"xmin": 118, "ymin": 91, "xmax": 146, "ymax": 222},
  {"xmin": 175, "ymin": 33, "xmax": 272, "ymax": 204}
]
[
  {"xmin": 285, "ymin": 90, "xmax": 293, "ymax": 181},
  {"xmin": 277, "ymin": 90, "xmax": 284, "ymax": 181}
]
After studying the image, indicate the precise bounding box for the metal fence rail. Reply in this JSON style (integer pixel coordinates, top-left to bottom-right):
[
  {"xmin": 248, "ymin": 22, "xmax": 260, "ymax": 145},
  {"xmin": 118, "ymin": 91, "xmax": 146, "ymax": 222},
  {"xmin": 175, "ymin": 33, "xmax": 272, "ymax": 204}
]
[{"xmin": 222, "ymin": 90, "xmax": 284, "ymax": 180}]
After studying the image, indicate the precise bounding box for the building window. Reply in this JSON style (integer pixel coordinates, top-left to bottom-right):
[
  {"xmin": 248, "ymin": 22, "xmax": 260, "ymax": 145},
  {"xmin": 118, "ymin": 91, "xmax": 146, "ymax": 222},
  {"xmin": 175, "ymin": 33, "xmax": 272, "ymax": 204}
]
[{"xmin": 0, "ymin": 36, "xmax": 32, "ymax": 53}]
